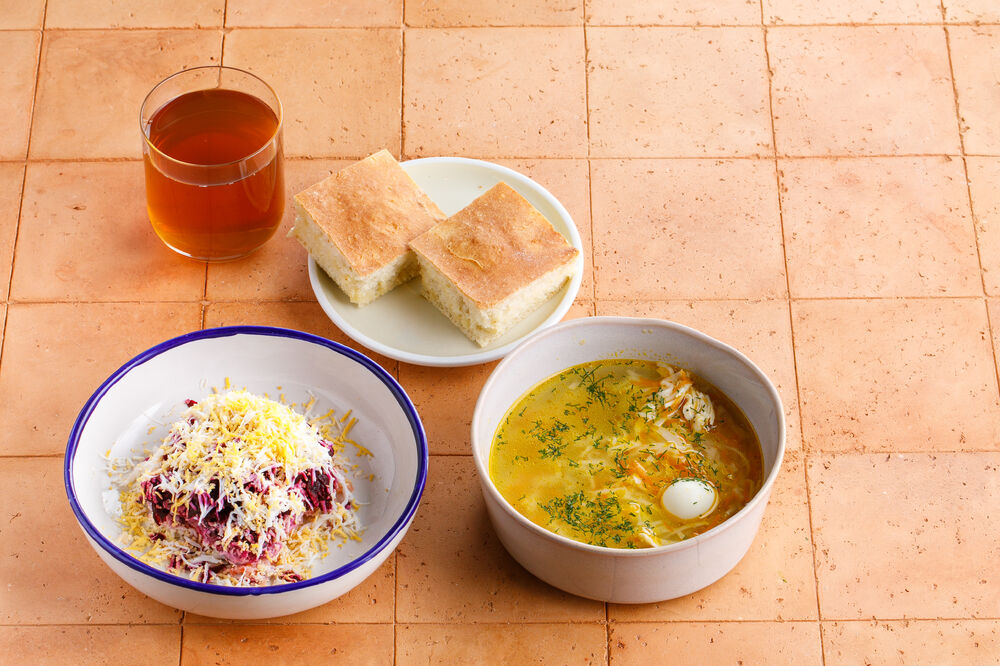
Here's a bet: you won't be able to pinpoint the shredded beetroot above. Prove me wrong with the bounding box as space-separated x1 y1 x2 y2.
119 391 363 585
293 469 338 513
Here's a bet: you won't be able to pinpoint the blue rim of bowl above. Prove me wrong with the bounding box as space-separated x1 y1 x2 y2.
63 325 428 596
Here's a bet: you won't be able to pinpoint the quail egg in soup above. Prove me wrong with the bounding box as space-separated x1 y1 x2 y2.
489 360 763 548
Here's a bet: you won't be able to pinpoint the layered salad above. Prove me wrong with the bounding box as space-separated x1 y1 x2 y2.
110 389 362 586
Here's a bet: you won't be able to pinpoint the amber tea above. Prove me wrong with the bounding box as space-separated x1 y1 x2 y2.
141 67 284 261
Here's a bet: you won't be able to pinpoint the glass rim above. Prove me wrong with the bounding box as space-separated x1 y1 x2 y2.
139 65 283 170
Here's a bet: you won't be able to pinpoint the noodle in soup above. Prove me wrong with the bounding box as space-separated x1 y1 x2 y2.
489 360 763 549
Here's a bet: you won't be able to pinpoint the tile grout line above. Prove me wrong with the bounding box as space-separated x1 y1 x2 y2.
5 616 1000 627
6 2 47 291
399 16 406 163
199 24 230 312
392 550 399 666
2 1 48 368
0 165 27 369
396 6 404 659
15 153 1000 166
5 298 248 305
605 608 611 666
582 4 609 661
938 8 1000 407
12 153 1000 165
759 8 826 662
12 21 1000 30
6 295 1000 307
582 12 597 312
8 616 1000 629
7 294 1000 306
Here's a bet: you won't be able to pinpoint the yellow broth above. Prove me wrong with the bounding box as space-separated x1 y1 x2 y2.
489 360 763 548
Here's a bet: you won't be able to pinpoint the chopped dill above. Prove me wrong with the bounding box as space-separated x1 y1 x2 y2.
571 364 612 408
538 440 568 460
489 359 762 550
539 491 632 547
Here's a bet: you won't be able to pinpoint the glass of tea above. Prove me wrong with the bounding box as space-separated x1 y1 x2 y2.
140 66 284 262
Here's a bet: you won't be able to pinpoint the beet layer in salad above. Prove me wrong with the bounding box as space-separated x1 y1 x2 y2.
110 389 363 586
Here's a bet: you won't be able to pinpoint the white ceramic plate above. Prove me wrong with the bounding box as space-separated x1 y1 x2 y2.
307 157 584 367
65 326 427 619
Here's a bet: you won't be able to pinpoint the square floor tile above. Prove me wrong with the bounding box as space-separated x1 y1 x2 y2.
227 0 400 27
0 163 24 300
944 0 1000 22
396 455 605 622
764 0 942 24
610 456 817 621
586 0 761 25
0 304 5 363
31 30 222 159
590 159 785 300
224 29 401 158
206 158 351 301
0 31 40 160
768 26 960 156
45 0 224 28
12 161 206 302
487 158 594 298
398 362 495 455
809 453 1000 619
0 0 45 28
596 299 802 452
609 622 822 663
397 623 606 662
202 301 399 374
185 559 394 624
0 458 182 624
588 27 771 157
403 28 587 158
407 0 581 26
0 302 203 455
950 27 1000 155
780 157 981 298
793 299 1000 452
181 624 393 663
0 625 181 664
969 158 1000 294
823 620 1000 665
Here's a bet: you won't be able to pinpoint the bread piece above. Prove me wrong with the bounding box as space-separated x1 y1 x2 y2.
291 149 446 306
409 182 579 346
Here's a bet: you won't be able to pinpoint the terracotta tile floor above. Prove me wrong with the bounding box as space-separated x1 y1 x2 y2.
2 1 999 663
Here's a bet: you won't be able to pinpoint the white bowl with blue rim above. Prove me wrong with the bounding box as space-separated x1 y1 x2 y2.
64 326 427 619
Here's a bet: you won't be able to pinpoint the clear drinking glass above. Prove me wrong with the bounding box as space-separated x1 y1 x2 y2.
140 66 284 262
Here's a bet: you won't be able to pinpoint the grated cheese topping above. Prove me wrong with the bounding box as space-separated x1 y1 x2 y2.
110 389 363 586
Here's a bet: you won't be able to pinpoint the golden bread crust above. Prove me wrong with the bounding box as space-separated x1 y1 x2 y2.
292 149 446 276
409 182 579 308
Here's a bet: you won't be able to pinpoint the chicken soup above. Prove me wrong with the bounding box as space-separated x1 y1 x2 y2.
489 360 763 549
